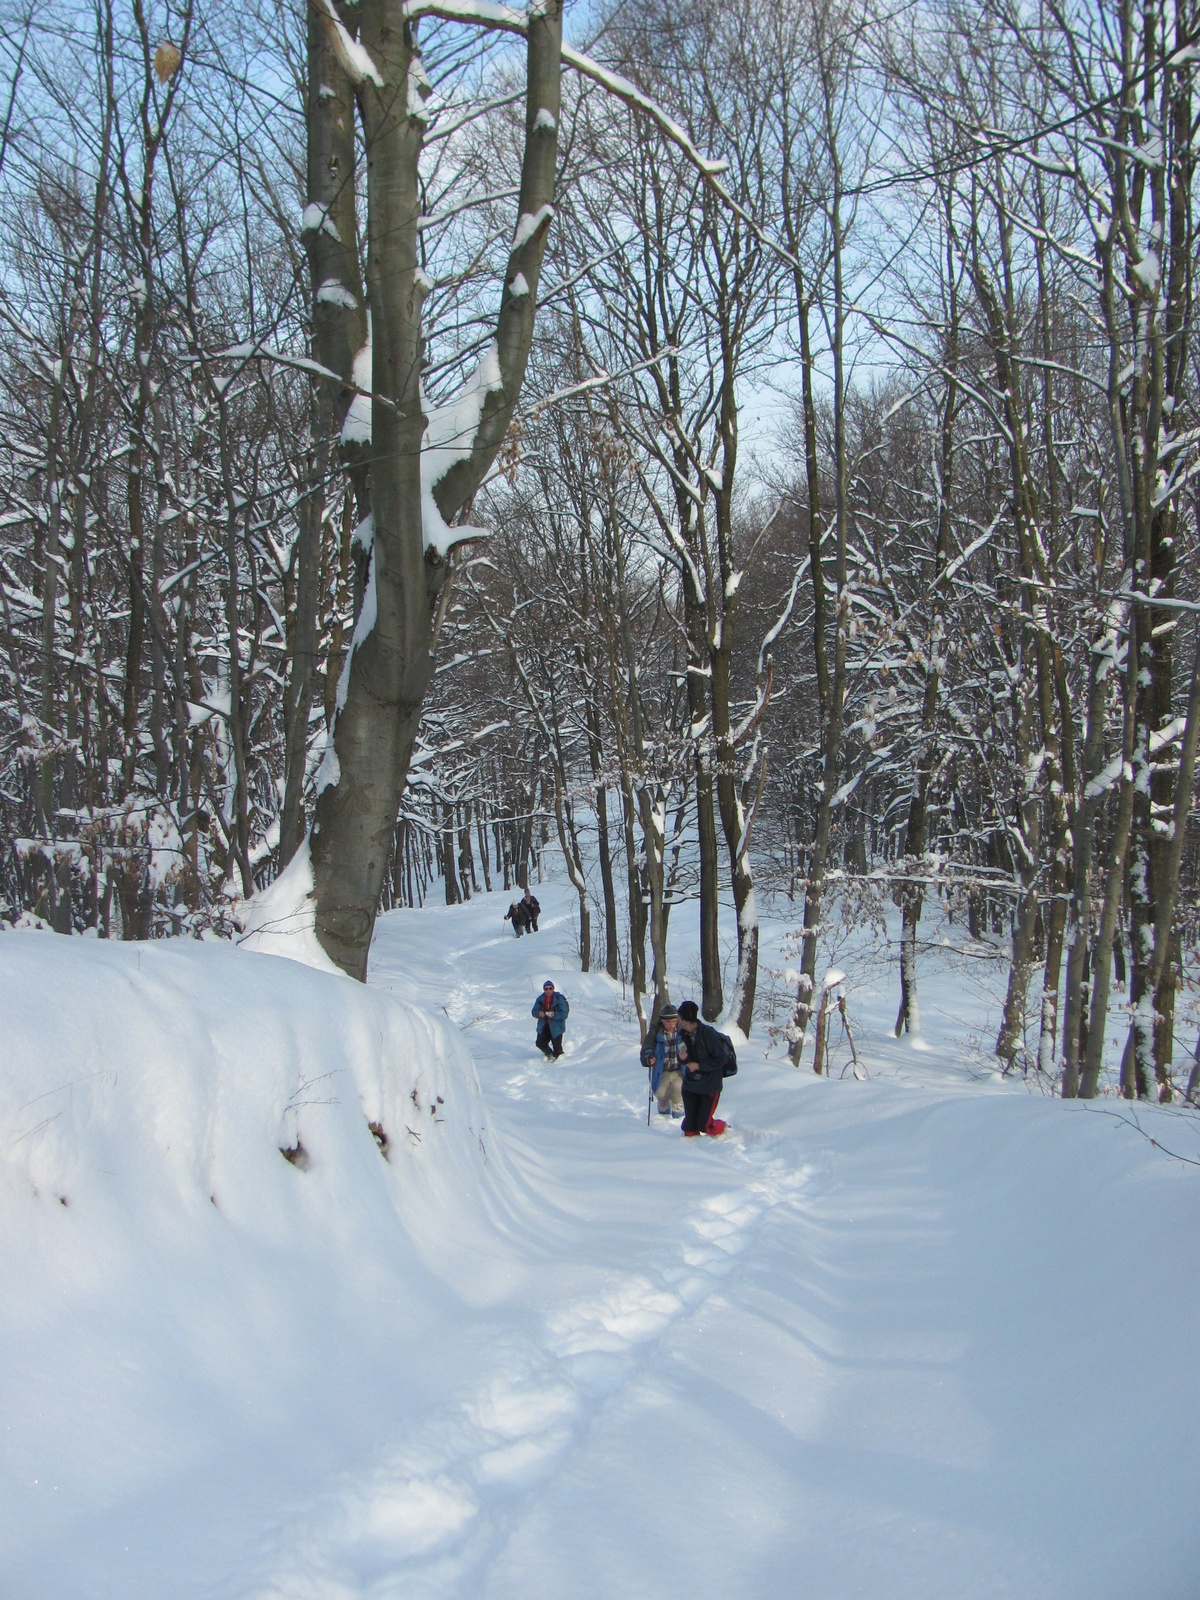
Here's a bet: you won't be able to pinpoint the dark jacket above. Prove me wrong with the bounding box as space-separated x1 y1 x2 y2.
523 894 541 919
505 901 529 929
678 1021 732 1095
532 989 569 1038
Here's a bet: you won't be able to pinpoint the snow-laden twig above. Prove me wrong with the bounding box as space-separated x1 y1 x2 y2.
529 347 678 415
403 0 731 185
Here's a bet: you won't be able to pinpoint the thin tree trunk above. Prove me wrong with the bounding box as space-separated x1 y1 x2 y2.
553 778 591 971
683 573 723 1019
1128 617 1200 1099
1061 597 1123 1096
1080 631 1137 1099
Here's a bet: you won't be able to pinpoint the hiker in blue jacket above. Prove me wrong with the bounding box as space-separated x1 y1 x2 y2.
533 980 568 1058
641 1003 684 1119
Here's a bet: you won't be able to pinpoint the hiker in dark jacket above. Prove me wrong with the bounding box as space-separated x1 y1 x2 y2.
521 887 541 932
504 900 529 937
676 1000 731 1136
532 980 568 1057
641 1003 684 1119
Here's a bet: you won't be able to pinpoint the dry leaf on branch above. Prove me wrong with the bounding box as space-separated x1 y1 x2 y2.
153 41 182 83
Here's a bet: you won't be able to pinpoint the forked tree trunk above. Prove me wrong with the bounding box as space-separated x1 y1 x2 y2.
308 0 561 978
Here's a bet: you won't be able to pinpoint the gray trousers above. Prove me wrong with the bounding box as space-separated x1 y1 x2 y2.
654 1067 684 1115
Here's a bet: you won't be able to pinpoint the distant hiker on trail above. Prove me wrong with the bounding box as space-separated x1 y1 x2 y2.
676 1000 736 1137
504 900 529 937
641 1004 685 1120
521 887 541 932
533 980 568 1058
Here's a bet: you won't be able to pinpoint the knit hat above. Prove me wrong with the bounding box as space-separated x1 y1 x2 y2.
543 980 555 990
659 1004 679 1021
677 1000 700 1021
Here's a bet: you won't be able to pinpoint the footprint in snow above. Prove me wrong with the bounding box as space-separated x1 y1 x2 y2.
247 1165 812 1597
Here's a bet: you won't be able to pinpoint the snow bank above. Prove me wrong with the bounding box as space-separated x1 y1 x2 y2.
0 929 497 1596
237 837 343 973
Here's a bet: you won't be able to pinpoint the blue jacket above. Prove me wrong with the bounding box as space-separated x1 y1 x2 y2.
641 1029 683 1093
532 990 569 1038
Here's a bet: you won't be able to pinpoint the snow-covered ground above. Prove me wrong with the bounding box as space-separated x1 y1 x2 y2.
2 885 1198 1599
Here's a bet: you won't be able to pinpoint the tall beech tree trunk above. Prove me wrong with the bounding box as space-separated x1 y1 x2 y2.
683 571 723 1020
1061 596 1124 1097
794 99 850 1064
308 0 561 978
1079 634 1137 1100
1128 617 1200 1099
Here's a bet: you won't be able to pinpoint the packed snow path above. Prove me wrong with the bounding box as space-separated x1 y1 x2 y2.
268 889 1199 1600
2 885 1198 1599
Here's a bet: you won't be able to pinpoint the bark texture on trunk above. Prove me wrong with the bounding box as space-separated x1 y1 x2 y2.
308 0 562 978
282 9 366 867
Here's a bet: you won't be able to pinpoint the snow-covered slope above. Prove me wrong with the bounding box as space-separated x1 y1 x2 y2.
0 931 498 1599
2 890 1198 1599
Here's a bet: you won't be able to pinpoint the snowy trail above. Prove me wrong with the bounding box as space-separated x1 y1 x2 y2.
4 889 1199 1599
247 1155 812 1600
247 895 818 1599
238 887 1199 1600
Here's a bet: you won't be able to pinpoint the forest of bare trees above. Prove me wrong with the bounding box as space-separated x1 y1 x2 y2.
1 0 1198 1099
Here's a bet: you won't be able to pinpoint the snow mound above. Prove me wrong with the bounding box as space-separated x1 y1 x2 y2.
0 930 498 1592
0 931 489 1225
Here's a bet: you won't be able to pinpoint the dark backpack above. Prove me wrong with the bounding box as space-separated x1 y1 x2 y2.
705 1024 737 1077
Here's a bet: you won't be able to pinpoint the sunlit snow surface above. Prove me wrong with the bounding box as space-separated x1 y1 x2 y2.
1 888 1198 1599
